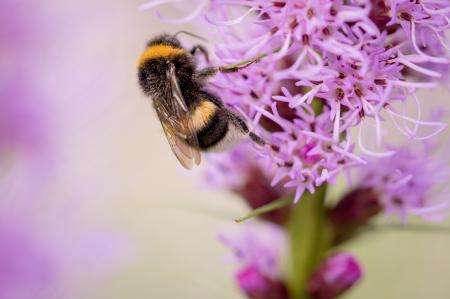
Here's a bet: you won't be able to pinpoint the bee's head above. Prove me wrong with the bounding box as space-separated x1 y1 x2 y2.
147 34 183 50
138 33 199 97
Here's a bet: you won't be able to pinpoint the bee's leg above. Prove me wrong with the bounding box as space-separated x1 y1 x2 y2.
195 67 218 84
190 44 210 62
248 131 266 146
218 57 261 73
196 58 260 84
198 57 260 81
223 108 266 146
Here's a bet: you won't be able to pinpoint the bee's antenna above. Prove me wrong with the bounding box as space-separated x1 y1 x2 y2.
173 30 208 43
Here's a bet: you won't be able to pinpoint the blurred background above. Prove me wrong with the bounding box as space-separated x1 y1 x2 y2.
1 0 449 298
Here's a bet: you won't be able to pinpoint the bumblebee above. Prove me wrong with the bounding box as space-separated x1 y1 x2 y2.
137 33 264 169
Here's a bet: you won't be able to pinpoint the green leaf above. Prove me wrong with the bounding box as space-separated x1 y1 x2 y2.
287 184 331 299
235 196 292 223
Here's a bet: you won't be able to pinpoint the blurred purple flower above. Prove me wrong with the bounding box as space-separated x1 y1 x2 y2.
0 75 56 201
0 219 56 299
1 0 43 149
0 4 130 298
0 0 38 55
0 0 56 200
357 144 450 222
0 209 128 299
219 222 287 298
0 78 46 152
307 252 362 299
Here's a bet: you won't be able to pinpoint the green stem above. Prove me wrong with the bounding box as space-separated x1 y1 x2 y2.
287 184 331 299
235 196 292 223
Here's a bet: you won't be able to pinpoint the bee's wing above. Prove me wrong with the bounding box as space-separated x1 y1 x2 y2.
152 64 201 169
168 63 188 112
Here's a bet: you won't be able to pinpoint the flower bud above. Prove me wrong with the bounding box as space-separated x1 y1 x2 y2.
329 188 382 243
369 0 395 33
234 166 290 225
307 253 363 299
236 264 288 299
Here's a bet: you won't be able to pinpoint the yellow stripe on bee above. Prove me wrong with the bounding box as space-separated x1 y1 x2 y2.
137 44 184 68
191 100 216 130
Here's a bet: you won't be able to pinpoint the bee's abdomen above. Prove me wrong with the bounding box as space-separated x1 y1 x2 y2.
191 101 217 130
196 110 229 150
189 100 228 150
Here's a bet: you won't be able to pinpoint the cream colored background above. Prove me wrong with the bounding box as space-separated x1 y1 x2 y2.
39 1 450 298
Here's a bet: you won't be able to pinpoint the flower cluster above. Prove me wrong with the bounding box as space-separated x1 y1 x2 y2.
145 0 448 200
143 1 449 298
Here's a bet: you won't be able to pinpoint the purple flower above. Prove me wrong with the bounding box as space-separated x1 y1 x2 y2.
307 252 363 299
219 222 287 297
206 99 365 203
145 0 448 200
380 0 450 82
386 0 450 64
356 144 450 222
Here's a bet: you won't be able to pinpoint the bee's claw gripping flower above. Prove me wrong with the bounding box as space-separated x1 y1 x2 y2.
307 253 363 299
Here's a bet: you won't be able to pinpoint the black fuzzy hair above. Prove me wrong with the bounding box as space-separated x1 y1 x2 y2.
147 34 183 49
